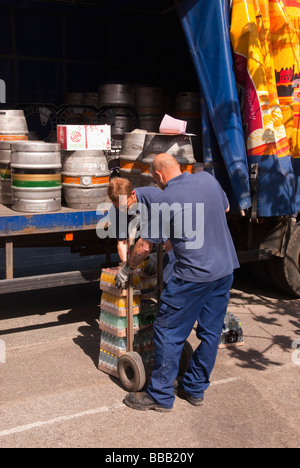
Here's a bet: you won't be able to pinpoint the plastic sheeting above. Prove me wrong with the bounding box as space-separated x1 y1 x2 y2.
178 0 299 216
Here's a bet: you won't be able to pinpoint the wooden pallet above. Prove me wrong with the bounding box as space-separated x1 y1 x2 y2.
218 341 244 349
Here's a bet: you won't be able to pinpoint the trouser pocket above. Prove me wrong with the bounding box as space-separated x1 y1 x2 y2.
155 297 186 328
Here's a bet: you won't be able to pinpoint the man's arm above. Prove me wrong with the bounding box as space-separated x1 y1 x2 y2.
114 238 154 289
117 239 128 263
128 238 153 269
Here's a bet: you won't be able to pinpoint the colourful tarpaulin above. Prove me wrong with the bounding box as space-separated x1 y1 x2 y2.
231 0 299 215
178 0 300 216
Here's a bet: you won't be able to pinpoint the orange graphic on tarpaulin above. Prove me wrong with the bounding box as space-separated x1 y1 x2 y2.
231 0 300 213
231 0 300 159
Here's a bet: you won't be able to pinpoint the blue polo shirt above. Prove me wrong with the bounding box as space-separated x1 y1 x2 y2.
142 171 239 283
109 186 161 240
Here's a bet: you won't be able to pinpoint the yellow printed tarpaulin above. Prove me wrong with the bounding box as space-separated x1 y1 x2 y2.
231 0 300 214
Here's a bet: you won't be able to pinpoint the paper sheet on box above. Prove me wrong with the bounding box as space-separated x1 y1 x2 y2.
159 115 187 134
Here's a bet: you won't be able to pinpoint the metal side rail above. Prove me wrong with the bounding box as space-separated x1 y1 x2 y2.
237 248 273 264
0 269 101 294
0 205 105 237
0 205 115 294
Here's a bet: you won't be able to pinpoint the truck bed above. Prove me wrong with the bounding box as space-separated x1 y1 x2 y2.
0 204 104 238
0 204 116 294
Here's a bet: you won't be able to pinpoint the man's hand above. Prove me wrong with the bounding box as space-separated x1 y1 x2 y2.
114 263 133 290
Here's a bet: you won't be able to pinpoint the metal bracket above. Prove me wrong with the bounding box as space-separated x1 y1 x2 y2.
250 163 259 223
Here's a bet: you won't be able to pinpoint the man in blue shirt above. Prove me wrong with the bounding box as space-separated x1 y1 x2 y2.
115 153 239 412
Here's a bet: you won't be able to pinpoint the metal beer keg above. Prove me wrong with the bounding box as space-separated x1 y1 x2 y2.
11 141 62 213
0 110 29 141
0 141 12 204
98 83 134 107
119 131 148 187
173 92 202 161
62 149 110 209
134 86 164 133
140 133 196 183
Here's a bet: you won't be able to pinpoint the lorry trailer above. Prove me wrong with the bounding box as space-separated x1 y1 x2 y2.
0 0 299 297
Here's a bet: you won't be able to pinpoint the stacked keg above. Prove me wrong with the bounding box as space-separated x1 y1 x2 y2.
119 130 148 187
0 141 111 212
134 86 164 133
119 132 196 188
173 92 203 161
64 92 85 106
82 92 98 107
58 104 98 127
98 83 138 160
11 141 62 213
20 104 58 142
64 91 99 108
0 141 13 205
62 149 110 209
140 133 196 185
0 110 29 141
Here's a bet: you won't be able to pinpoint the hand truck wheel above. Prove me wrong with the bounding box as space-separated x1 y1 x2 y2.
118 351 147 392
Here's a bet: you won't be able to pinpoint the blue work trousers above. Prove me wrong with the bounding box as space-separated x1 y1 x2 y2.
147 273 234 409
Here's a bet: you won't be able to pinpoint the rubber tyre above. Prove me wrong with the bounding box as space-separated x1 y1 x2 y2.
117 351 147 392
267 222 300 298
178 341 194 376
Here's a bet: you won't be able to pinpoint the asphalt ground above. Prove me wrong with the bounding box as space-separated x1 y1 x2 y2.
0 267 299 449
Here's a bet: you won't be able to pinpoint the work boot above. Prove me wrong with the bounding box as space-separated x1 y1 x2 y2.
123 392 172 413
173 380 204 407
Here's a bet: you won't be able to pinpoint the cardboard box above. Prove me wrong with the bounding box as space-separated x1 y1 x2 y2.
57 125 111 151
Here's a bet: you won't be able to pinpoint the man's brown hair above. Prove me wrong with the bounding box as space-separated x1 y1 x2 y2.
108 177 134 203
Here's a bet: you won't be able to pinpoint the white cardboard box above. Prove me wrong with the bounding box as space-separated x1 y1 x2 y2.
57 125 111 151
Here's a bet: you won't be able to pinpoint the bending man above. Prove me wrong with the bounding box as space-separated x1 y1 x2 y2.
115 153 239 412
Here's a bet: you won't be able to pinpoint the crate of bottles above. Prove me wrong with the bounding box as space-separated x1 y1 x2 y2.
101 291 141 317
98 350 119 377
100 267 138 296
219 312 244 348
99 299 157 337
100 267 157 296
99 328 155 361
98 299 157 376
99 329 155 360
99 264 157 377
99 329 156 377
99 310 141 337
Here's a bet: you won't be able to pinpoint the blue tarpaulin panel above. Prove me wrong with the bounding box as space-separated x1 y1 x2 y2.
177 0 252 213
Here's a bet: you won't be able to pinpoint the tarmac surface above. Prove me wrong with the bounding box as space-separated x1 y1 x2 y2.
0 267 299 449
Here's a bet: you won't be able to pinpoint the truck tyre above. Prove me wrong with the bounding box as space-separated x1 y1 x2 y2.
249 261 274 287
117 351 146 392
267 222 300 298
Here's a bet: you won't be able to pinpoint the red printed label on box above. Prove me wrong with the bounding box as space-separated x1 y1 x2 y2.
57 125 111 151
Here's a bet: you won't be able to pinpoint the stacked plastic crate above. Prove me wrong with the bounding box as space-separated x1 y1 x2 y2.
98 267 157 377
